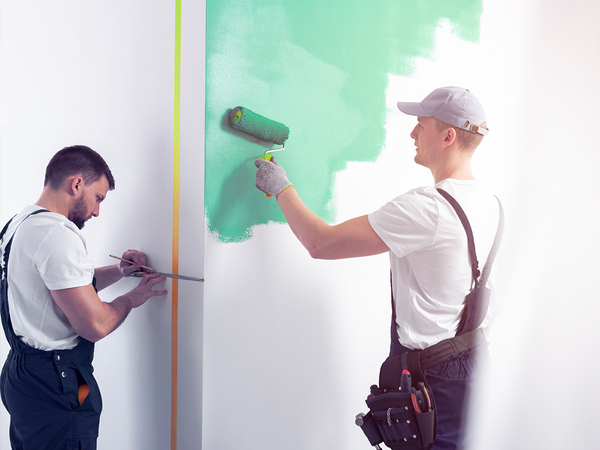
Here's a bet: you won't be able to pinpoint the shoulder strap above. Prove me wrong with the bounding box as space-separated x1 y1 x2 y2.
1 210 48 279
414 189 505 365
436 188 504 289
436 188 480 282
0 216 16 242
385 192 505 374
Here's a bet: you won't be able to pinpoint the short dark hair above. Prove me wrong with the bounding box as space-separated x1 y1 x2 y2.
44 145 115 191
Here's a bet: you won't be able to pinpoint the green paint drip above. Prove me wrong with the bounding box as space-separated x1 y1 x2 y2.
206 0 483 243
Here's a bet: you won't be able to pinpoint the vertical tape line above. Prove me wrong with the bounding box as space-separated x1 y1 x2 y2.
172 0 182 449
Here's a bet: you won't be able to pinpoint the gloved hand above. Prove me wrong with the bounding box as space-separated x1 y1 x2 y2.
254 156 294 197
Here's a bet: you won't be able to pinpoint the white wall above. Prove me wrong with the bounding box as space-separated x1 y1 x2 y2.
203 1 600 450
0 1 204 449
2 1 599 450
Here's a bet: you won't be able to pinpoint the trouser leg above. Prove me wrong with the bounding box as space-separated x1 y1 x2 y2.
1 359 101 450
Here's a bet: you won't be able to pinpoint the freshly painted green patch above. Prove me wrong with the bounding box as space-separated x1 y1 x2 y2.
206 0 483 243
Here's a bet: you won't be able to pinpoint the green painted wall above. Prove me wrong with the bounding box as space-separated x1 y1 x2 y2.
206 0 483 243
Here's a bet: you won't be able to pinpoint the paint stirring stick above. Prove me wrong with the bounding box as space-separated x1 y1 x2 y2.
109 254 157 273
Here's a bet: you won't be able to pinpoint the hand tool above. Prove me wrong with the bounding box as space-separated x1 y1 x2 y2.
109 254 157 272
228 106 289 160
400 369 411 392
129 271 204 283
418 381 432 412
228 106 290 197
110 255 204 282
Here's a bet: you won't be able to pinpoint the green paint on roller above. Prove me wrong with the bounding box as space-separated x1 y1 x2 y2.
228 107 290 145
206 0 484 243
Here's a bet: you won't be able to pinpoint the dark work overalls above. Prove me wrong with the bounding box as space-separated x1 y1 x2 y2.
0 210 102 450
389 325 487 450
387 189 495 450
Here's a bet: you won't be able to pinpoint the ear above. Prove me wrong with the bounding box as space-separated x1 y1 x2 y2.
69 176 84 196
442 127 457 148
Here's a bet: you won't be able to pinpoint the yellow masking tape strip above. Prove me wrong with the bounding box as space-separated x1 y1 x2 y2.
172 0 181 449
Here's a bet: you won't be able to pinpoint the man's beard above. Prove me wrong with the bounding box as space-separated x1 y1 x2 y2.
68 196 90 230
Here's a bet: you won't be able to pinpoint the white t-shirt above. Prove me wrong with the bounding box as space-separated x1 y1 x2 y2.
368 179 501 350
1 205 94 350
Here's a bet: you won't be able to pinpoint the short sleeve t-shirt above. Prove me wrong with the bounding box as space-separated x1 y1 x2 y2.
368 179 500 350
1 205 95 350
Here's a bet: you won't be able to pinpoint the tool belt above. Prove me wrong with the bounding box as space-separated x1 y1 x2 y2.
356 189 504 449
356 328 485 449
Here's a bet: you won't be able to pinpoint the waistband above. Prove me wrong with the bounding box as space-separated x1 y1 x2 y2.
7 339 95 366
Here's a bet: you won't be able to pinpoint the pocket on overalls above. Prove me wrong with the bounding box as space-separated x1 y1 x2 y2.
57 364 102 438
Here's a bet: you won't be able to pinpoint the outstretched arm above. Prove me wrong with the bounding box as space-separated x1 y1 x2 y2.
50 272 168 342
255 157 389 260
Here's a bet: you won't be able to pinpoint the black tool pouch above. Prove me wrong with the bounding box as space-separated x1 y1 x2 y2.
357 351 436 450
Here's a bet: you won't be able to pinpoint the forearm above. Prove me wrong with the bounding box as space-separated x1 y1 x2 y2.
52 273 167 343
93 264 124 291
77 298 132 342
51 285 133 342
276 187 390 259
256 158 389 259
276 187 332 258
95 295 134 339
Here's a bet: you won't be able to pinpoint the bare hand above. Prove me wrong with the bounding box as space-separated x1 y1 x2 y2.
118 249 149 277
128 272 168 308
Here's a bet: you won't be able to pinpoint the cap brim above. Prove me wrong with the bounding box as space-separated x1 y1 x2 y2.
397 101 430 117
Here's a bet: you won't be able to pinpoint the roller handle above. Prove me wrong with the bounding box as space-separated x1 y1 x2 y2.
259 153 274 197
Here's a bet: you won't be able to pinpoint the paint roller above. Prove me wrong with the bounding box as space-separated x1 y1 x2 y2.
228 106 290 161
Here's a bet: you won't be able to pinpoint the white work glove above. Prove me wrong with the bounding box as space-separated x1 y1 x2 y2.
254 156 294 197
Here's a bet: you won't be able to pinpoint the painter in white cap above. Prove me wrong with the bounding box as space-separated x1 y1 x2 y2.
395 86 489 176
254 84 502 449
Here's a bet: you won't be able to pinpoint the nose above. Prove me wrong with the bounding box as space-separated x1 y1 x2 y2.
410 124 419 140
92 204 100 218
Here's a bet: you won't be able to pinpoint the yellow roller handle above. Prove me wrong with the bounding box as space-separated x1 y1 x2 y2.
260 153 273 197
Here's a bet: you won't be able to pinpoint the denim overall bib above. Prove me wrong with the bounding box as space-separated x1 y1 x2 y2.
0 210 102 450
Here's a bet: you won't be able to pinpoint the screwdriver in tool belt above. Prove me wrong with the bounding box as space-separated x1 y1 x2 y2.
401 369 411 392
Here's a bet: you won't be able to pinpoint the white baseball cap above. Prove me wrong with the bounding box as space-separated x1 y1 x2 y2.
397 86 488 136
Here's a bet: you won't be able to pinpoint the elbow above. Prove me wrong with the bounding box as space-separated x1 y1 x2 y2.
304 240 332 260
297 226 337 260
307 247 326 260
74 323 109 343
78 330 103 343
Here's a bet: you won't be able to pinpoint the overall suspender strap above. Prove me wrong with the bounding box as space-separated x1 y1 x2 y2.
412 189 504 369
1 210 47 278
436 188 481 282
436 188 505 291
387 190 504 373
1 210 48 347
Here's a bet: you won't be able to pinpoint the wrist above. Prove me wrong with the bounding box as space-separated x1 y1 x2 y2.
275 184 295 200
116 264 127 278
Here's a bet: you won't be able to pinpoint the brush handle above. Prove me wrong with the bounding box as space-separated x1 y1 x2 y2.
109 255 156 272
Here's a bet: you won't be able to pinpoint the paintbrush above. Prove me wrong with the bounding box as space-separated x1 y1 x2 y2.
109 254 157 272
